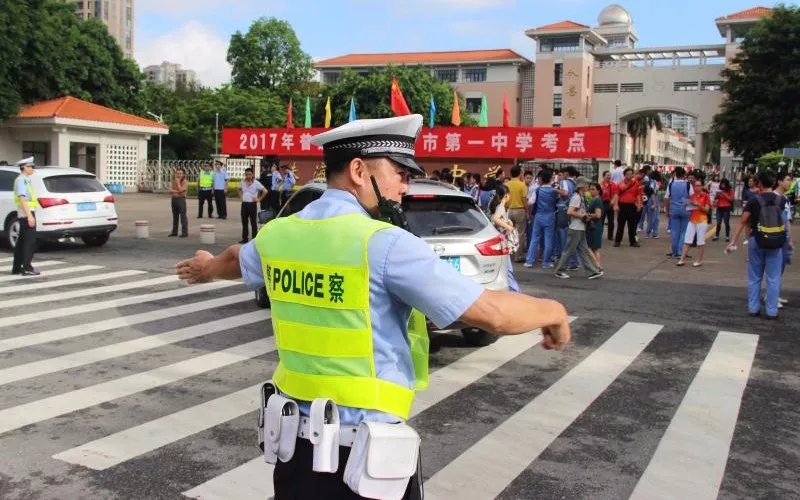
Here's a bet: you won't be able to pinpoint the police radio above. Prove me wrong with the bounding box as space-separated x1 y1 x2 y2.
370 175 409 231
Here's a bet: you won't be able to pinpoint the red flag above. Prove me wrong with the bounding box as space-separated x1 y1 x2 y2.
390 77 411 116
451 90 461 126
286 98 293 128
502 95 510 127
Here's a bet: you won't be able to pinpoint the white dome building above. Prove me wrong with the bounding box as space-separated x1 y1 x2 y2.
595 4 637 48
598 4 632 27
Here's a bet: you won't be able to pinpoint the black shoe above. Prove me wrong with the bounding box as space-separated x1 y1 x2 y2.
238 239 248 244
613 242 621 247
179 234 188 238
567 266 580 271
22 269 40 276
765 315 778 320
630 242 640 247
197 215 203 219
11 268 21 275
748 312 760 317
168 233 178 237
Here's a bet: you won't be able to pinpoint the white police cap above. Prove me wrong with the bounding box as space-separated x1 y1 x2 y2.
15 156 34 168
311 115 424 174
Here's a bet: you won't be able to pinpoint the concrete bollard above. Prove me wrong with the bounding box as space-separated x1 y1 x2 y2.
135 220 150 239
200 224 216 245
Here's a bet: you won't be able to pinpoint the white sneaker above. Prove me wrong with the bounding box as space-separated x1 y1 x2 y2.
778 297 788 305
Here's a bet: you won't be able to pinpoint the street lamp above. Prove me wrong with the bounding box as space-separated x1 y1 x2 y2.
147 111 163 190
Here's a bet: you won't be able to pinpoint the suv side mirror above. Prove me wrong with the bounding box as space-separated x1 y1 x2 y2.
258 208 276 225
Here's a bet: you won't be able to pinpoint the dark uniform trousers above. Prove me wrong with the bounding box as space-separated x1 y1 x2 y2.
281 190 293 210
213 189 227 218
171 197 188 236
603 200 614 240
240 201 258 241
615 203 638 245
12 214 37 273
198 188 214 217
274 437 423 500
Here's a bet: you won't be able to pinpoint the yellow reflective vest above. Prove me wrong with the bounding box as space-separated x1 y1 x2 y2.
255 212 429 419
14 176 40 210
199 171 213 188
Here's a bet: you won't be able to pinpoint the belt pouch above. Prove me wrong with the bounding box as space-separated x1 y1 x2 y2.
343 422 420 500
257 382 277 452
263 392 299 464
309 398 340 473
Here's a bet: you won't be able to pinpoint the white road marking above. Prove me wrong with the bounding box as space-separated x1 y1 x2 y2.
629 331 758 500
1 260 63 272
424 322 662 500
0 263 92 283
0 269 145 295
182 320 577 500
0 311 268 386
0 291 253 353
0 274 173 308
0 256 14 263
0 280 239 328
0 338 276 435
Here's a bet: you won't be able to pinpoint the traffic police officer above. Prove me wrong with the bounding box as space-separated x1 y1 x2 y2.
176 115 571 499
197 162 214 218
11 157 40 276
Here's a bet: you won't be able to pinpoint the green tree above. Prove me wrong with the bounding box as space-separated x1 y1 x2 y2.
227 17 314 93
317 66 477 128
713 5 800 163
626 113 662 163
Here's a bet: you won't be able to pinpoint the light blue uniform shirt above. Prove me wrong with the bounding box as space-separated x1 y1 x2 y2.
212 168 228 190
15 175 35 217
239 189 484 424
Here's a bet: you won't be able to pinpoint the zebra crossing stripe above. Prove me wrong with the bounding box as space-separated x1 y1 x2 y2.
0 256 14 263
0 291 253 353
0 274 174 308
630 331 758 500
424 322 663 500
0 269 145 295
0 338 276 435
0 263 93 283
0 280 240 328
182 321 576 500
0 311 268 386
54 384 263 469
1 260 63 272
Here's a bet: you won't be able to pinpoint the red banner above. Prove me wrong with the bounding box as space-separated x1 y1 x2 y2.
222 125 610 159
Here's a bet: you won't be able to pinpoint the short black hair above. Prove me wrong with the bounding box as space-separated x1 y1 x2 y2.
510 165 522 178
674 167 686 178
523 170 534 177
623 167 634 175
757 169 776 189
244 167 254 174
539 169 554 184
614 160 622 167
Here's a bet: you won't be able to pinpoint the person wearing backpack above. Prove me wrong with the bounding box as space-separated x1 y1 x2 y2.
555 167 579 268
524 169 559 268
726 170 786 319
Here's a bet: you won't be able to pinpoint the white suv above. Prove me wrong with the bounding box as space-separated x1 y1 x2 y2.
0 166 118 248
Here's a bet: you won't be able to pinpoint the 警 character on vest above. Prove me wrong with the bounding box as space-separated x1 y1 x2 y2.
176 115 571 499
11 157 40 276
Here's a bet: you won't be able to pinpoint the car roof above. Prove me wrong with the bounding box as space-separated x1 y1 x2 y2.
0 165 97 177
302 178 471 198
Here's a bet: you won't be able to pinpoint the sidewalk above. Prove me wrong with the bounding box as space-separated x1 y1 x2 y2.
102 193 798 291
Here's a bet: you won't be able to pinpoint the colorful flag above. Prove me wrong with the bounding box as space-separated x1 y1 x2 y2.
324 96 331 128
451 90 461 126
286 98 293 129
479 95 488 127
348 97 357 123
429 95 436 129
390 77 411 116
502 94 510 127
304 96 311 128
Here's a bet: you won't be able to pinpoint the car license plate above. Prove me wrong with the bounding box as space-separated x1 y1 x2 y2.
441 256 461 272
77 202 96 211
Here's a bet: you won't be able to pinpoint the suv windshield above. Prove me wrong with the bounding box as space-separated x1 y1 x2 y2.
43 175 105 193
403 196 487 237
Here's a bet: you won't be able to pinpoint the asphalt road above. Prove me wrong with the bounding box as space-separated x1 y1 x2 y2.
0 193 797 499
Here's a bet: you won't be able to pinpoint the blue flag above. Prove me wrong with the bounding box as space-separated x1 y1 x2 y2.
348 98 357 122
429 95 436 129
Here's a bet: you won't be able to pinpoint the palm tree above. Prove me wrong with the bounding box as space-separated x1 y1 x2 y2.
626 113 663 164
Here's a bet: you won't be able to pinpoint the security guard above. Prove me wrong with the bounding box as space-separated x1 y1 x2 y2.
176 115 571 499
11 157 40 276
197 162 214 218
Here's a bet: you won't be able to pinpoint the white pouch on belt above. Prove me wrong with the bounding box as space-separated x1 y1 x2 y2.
309 398 340 473
263 390 299 464
343 422 420 500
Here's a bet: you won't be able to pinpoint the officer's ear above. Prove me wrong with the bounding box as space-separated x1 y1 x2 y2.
348 158 370 188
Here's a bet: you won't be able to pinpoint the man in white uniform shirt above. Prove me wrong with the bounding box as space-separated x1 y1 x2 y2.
237 167 267 244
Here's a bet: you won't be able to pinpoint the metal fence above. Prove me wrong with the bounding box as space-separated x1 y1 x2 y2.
138 159 257 192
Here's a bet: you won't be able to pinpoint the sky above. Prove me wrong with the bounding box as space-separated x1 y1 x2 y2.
134 0 787 87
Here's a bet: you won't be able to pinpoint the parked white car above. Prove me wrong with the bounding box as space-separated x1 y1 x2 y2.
0 165 118 248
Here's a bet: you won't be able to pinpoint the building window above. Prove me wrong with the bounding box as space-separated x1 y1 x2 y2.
606 35 629 48
22 141 49 166
620 82 644 92
323 72 339 84
553 94 562 117
701 81 723 91
585 96 589 118
465 97 483 114
674 81 699 91
434 68 457 83
593 83 618 93
540 36 581 53
554 63 563 86
463 67 487 83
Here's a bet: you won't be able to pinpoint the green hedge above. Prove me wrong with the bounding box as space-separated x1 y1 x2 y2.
187 181 240 198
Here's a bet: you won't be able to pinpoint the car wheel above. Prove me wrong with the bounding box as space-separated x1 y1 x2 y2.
255 286 270 309
82 234 110 247
4 216 19 250
461 328 498 347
